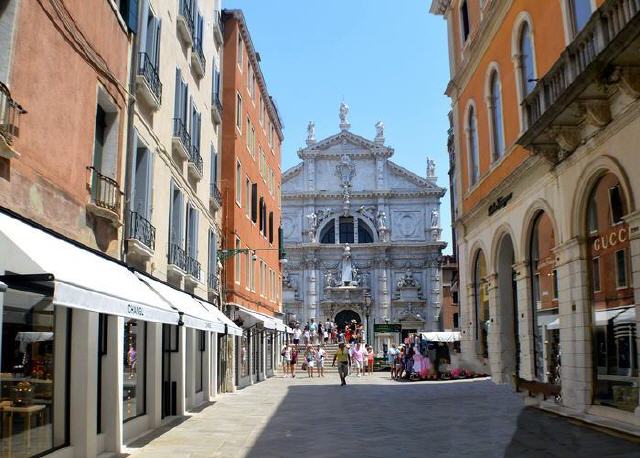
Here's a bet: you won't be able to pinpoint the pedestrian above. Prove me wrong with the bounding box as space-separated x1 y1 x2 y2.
303 326 310 345
366 345 375 375
351 342 364 377
331 326 337 344
395 346 405 380
304 345 315 378
281 344 291 377
332 342 351 386
292 326 302 346
387 343 399 379
309 318 318 344
290 345 299 378
315 344 326 377
317 322 323 345
345 325 352 344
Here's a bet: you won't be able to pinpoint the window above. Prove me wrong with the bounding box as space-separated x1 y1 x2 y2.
173 68 188 132
237 32 243 68
519 22 536 96
616 250 628 288
259 98 265 126
251 255 257 291
169 182 184 246
1 287 70 456
357 220 374 243
268 211 274 244
473 251 489 358
570 0 593 34
488 71 504 161
259 197 265 234
186 205 199 260
208 229 217 284
247 64 255 99
468 105 479 186
609 185 625 224
236 161 242 205
320 222 335 244
210 145 218 186
245 178 251 216
195 330 205 393
245 247 251 287
453 313 459 329
552 269 559 300
212 60 221 103
124 319 146 421
92 91 119 182
339 217 354 244
591 257 601 292
588 196 598 234
236 93 243 132
132 138 153 221
235 237 241 282
460 0 471 42
251 183 258 223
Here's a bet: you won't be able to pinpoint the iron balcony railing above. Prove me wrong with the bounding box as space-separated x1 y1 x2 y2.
0 82 26 145
128 210 156 251
173 117 191 151
186 254 201 279
208 272 219 290
189 143 203 175
87 166 122 215
168 242 187 271
522 0 640 129
192 37 206 70
210 182 222 207
213 91 223 115
138 52 162 103
178 0 195 38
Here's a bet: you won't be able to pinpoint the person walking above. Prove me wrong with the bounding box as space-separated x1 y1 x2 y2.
304 345 315 378
366 345 375 375
309 318 318 344
387 343 399 379
282 344 291 377
351 343 364 377
290 345 299 378
332 342 351 386
315 344 326 377
292 327 302 346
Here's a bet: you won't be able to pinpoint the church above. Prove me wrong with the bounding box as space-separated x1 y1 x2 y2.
281 104 447 350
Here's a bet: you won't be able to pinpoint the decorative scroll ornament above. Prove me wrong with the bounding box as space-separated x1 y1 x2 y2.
397 268 421 289
335 154 356 187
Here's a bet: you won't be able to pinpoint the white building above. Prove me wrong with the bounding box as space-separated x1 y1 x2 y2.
281 105 447 350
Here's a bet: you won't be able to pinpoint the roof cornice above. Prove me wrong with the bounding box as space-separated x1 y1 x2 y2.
298 129 393 159
282 189 446 200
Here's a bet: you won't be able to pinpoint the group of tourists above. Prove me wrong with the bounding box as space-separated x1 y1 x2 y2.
385 338 452 381
289 318 367 346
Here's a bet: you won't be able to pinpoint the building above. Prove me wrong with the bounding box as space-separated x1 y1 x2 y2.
431 0 640 427
440 255 459 331
0 2 244 457
281 104 447 351
220 10 286 389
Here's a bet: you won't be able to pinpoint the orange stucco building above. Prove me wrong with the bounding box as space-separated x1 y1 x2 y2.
221 10 284 320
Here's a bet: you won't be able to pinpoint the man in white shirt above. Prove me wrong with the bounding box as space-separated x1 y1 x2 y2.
292 327 302 346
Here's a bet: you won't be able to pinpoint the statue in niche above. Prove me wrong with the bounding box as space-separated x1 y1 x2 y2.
340 245 357 286
306 212 318 242
431 208 440 228
427 157 436 177
376 210 388 230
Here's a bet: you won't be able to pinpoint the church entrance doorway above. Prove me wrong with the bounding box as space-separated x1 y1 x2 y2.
335 310 361 331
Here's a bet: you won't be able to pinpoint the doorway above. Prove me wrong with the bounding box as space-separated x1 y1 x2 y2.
334 309 361 331
162 324 178 418
497 234 520 380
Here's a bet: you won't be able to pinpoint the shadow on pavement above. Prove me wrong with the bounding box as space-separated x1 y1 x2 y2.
126 415 191 449
246 380 639 458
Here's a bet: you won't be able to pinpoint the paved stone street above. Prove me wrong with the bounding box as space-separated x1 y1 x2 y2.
125 373 639 458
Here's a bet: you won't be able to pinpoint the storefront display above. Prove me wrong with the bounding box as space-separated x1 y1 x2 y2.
123 319 146 421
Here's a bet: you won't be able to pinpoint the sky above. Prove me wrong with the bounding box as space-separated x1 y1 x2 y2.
225 0 453 253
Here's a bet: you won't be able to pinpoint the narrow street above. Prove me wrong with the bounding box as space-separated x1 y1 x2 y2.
125 374 639 458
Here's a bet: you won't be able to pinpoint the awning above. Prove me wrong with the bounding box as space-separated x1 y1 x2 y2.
137 274 225 333
0 212 178 324
421 331 461 342
536 314 559 328
234 304 277 330
194 299 243 336
613 306 636 324
546 307 634 330
272 318 291 333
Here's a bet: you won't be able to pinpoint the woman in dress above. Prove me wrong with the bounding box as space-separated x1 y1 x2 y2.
290 345 299 378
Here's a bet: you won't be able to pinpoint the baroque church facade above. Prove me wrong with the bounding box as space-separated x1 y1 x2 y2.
281 104 447 350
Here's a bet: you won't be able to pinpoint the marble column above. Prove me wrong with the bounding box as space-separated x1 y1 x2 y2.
624 210 640 417
377 258 391 321
554 238 592 414
305 258 318 321
514 260 535 381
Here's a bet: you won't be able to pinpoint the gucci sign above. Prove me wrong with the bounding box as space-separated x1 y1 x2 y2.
593 226 628 252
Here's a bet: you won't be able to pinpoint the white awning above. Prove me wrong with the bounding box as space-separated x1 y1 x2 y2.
137 274 225 333
0 212 178 324
194 299 243 336
613 306 635 324
546 308 634 330
547 318 560 330
234 304 277 330
421 331 461 342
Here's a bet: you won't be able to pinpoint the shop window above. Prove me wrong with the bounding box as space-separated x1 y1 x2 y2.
588 197 598 234
240 333 249 377
97 313 108 433
339 217 354 244
615 250 627 288
195 330 205 393
609 185 625 224
124 319 146 422
320 223 335 244
473 251 489 358
591 257 601 292
0 287 70 455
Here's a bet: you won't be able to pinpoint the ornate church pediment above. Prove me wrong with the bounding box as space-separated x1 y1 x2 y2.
298 130 393 158
387 161 446 194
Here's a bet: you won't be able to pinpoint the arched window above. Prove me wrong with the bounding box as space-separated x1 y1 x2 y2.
320 222 335 244
519 22 535 96
473 251 489 358
571 0 592 34
488 71 505 161
357 219 374 243
468 105 479 186
585 173 636 412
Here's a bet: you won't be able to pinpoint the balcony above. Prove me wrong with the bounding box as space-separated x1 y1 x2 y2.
0 82 26 159
136 52 162 110
518 0 640 163
176 1 194 47
185 254 201 285
212 10 223 46
126 211 156 258
86 167 122 225
209 182 222 212
168 242 187 278
208 272 219 294
211 92 223 125
191 38 206 78
187 144 203 180
172 118 191 161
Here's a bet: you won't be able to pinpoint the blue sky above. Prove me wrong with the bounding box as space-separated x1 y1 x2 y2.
225 0 453 253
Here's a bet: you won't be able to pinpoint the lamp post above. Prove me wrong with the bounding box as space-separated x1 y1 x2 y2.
364 293 372 345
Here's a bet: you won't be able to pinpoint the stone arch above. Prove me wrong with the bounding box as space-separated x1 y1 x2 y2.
570 155 636 239
520 199 560 260
467 239 490 280
318 214 380 244
490 223 519 273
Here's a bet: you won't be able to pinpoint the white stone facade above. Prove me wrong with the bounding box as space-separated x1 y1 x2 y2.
282 112 447 350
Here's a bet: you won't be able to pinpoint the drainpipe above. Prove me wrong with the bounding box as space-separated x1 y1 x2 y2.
121 21 140 261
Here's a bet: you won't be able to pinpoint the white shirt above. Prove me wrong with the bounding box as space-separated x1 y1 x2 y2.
293 329 302 339
316 348 325 361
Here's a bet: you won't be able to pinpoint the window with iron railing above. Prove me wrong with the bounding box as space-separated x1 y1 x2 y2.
0 82 26 145
138 52 162 103
87 166 122 214
128 210 156 251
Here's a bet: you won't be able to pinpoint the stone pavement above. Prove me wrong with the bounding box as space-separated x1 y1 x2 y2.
125 373 639 458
